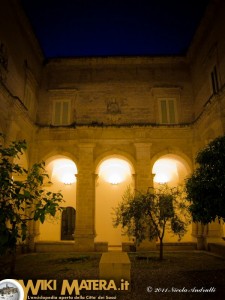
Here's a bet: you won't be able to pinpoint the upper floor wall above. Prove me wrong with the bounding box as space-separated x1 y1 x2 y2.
37 0 225 129
188 0 225 120
37 56 194 127
1 0 225 141
0 0 43 122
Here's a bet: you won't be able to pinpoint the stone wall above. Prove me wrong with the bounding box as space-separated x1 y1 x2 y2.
0 0 43 142
1 0 225 250
37 57 194 126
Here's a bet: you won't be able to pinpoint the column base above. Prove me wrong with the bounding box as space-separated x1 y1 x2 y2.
196 236 207 250
74 235 95 252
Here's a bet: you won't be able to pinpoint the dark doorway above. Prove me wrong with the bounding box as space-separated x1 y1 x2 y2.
61 207 76 240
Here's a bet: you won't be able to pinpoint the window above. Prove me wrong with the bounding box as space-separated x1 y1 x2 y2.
210 66 219 94
52 100 71 125
158 98 177 124
61 207 76 240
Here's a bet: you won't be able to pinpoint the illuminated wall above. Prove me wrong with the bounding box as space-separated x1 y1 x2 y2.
153 154 190 187
38 156 77 241
95 157 134 246
1 0 225 251
152 154 192 242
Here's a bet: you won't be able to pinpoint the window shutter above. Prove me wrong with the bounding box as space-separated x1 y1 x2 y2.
62 101 69 124
161 100 168 123
159 98 177 124
54 101 61 125
168 99 175 123
53 100 71 125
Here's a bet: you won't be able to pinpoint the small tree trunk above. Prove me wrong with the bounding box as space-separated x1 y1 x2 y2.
159 238 163 260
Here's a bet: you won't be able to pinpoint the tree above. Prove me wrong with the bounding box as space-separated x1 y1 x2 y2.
113 184 190 260
186 135 225 224
0 135 64 274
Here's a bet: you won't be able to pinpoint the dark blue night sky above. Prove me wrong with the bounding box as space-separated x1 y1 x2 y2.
20 0 210 58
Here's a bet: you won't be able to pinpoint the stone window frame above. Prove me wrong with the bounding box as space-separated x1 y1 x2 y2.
158 97 178 124
52 99 72 126
151 86 180 125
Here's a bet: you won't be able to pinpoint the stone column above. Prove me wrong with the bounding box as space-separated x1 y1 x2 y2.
205 220 223 247
193 220 223 250
134 143 153 192
193 222 208 250
134 143 156 250
74 143 96 251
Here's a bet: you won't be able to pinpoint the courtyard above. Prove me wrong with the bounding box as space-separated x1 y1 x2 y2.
0 251 225 299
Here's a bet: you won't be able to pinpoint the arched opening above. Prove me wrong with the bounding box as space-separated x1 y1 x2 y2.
152 154 190 186
152 154 192 242
95 156 134 248
38 156 77 242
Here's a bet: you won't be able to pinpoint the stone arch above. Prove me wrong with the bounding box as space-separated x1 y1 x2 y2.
151 149 192 175
41 150 79 171
151 151 193 243
94 152 135 248
95 150 136 175
151 153 192 187
44 154 78 180
37 154 78 242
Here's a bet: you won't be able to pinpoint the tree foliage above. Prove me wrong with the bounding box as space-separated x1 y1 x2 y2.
0 135 64 259
185 135 225 224
113 184 190 259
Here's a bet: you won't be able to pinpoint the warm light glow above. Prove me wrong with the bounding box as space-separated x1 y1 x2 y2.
107 173 123 185
153 158 178 184
154 173 170 184
61 173 75 185
52 159 77 184
99 158 131 185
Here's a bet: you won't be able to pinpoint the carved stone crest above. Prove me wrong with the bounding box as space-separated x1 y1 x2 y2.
106 99 121 114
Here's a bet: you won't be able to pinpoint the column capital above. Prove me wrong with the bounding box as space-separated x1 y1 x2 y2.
134 142 152 149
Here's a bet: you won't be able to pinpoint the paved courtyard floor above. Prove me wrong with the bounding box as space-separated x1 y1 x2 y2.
0 251 225 299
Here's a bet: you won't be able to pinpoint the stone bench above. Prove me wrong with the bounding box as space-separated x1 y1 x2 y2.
99 252 131 285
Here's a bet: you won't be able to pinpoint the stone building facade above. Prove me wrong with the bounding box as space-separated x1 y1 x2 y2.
0 0 225 251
